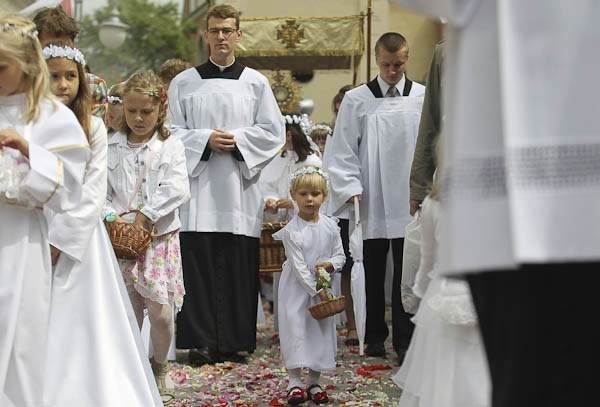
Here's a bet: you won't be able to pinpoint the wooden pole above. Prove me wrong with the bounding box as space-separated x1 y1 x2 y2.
366 0 373 82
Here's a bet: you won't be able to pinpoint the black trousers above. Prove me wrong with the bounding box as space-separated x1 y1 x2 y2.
176 232 259 353
468 264 600 407
338 219 354 275
363 238 414 353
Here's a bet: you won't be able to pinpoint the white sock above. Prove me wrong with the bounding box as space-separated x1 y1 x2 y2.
287 368 303 390
308 369 321 387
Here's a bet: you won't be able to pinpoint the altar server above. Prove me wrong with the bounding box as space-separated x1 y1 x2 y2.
168 3 284 363
324 32 424 363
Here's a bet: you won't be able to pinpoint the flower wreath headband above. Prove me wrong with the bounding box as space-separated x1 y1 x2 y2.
0 23 38 39
107 96 123 105
309 123 333 137
284 113 313 137
42 44 86 67
289 165 330 191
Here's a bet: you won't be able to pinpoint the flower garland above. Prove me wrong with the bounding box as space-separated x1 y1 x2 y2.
0 23 38 39
283 113 313 136
42 44 86 66
309 123 333 137
288 165 329 190
107 95 123 105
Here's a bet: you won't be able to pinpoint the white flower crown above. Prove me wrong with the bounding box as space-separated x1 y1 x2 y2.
42 44 86 66
0 23 38 39
283 113 313 137
107 95 123 104
289 165 329 191
309 123 333 137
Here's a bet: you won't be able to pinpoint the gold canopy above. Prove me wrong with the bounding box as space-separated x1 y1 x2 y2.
236 15 365 71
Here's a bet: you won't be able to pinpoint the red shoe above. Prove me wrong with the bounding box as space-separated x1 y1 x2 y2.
286 386 308 405
307 384 329 404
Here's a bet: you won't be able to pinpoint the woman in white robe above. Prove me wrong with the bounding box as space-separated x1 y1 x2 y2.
0 16 89 407
41 41 162 406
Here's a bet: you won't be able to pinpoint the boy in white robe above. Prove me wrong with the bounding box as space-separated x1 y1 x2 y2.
168 4 285 363
324 32 424 363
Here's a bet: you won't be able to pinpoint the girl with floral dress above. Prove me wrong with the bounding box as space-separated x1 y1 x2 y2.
103 70 190 393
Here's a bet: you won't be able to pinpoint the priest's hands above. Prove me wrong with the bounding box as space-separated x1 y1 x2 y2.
50 245 61 266
0 128 29 158
208 129 236 152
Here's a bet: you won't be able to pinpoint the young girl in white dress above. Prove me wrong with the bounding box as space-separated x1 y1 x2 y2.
42 41 162 406
392 186 490 407
105 82 125 136
273 166 346 405
104 69 190 392
0 16 89 407
262 113 322 222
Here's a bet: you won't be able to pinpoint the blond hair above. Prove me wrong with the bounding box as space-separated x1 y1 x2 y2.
120 70 169 140
0 14 51 123
290 171 328 197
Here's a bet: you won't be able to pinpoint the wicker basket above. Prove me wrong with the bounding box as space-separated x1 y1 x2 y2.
309 295 346 320
260 222 287 273
106 221 152 260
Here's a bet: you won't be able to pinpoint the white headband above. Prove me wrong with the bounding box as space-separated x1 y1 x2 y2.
289 165 329 191
284 113 313 137
309 123 333 137
0 23 38 39
42 44 86 66
107 96 123 104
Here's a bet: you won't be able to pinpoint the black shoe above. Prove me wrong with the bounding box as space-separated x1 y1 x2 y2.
210 350 248 364
396 349 407 366
188 347 214 365
365 342 386 357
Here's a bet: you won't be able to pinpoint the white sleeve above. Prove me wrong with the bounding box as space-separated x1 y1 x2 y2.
140 139 191 223
46 118 107 261
327 227 346 273
323 95 363 215
390 0 482 26
413 199 436 297
281 230 318 296
167 81 213 177
229 77 285 172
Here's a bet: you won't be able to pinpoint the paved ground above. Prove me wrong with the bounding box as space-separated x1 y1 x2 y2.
168 306 402 406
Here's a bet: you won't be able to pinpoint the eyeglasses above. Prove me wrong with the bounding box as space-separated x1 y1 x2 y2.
207 27 238 37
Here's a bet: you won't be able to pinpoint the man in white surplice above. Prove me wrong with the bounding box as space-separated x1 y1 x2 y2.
394 1 600 406
324 33 424 363
168 4 284 364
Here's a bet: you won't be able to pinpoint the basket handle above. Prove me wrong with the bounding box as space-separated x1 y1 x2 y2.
117 210 155 235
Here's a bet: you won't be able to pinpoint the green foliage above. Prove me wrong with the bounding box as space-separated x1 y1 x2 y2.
78 0 195 85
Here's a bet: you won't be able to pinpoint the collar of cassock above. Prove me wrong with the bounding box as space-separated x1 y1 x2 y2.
196 58 245 80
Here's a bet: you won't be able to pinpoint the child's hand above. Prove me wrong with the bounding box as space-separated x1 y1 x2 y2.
315 261 334 273
50 245 61 266
276 198 294 209
133 211 152 231
0 128 29 158
265 198 278 213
